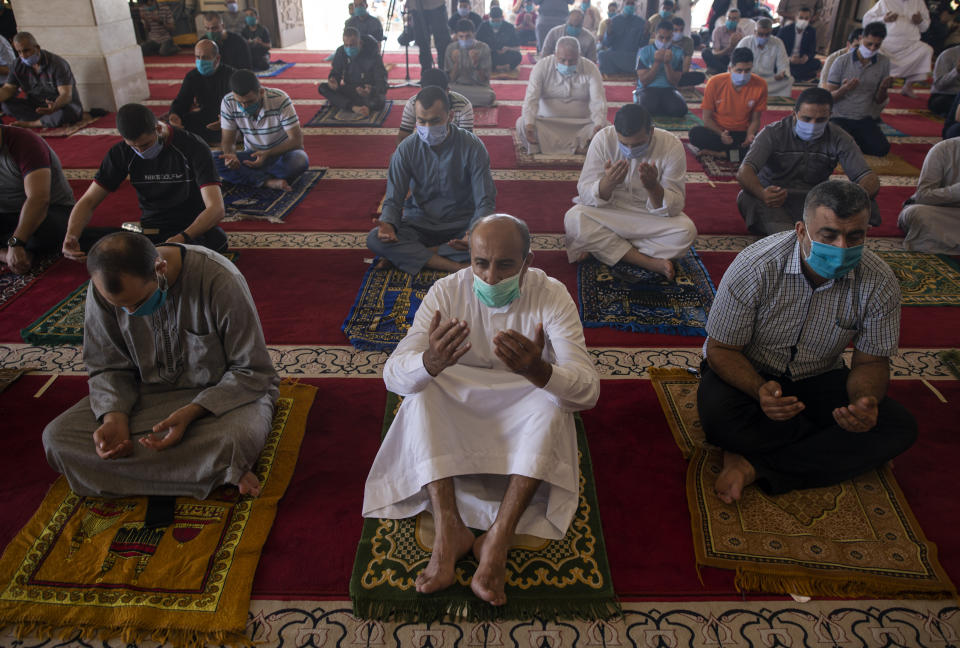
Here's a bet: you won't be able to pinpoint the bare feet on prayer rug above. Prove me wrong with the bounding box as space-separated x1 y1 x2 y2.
470 531 508 606
576 252 590 262
415 522 474 594
264 178 293 192
714 451 756 504
656 258 676 281
238 471 262 497
374 258 394 270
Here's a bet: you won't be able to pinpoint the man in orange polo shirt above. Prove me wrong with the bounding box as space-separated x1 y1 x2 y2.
688 47 767 160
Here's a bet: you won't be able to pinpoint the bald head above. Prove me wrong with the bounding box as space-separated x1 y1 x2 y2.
194 38 220 59
470 214 531 259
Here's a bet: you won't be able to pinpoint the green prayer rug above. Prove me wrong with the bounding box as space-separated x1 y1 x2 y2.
765 95 796 106
652 113 703 131
349 393 619 623
876 251 960 306
21 252 239 345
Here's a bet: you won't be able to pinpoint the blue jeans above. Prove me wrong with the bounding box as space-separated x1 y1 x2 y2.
215 149 310 187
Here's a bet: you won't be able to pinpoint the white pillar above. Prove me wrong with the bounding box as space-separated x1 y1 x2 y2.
10 0 149 112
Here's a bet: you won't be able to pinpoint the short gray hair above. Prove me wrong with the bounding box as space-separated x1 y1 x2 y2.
556 36 581 55
802 180 871 225
469 214 531 257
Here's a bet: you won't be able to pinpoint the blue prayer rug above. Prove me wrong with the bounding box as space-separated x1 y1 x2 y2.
342 262 449 351
256 60 296 78
879 121 908 137
577 248 716 336
222 169 325 223
307 101 393 127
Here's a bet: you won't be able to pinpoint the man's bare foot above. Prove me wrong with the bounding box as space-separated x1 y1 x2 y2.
621 249 676 280
264 178 293 192
352 105 371 117
238 471 261 497
415 520 475 594
11 119 42 128
656 258 676 281
471 531 509 606
576 252 590 262
714 451 756 504
374 258 393 270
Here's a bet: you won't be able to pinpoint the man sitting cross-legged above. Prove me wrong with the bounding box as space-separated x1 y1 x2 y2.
216 70 309 192
738 18 793 97
897 138 960 254
397 68 474 145
445 19 497 107
633 18 688 117
363 213 600 605
318 27 388 118
0 32 83 129
44 231 279 498
698 180 917 503
368 87 496 274
516 36 606 155
541 9 599 62
62 103 228 260
168 39 235 145
688 47 767 160
564 103 696 279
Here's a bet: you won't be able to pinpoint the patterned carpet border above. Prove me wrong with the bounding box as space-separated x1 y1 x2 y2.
0 255 60 312
877 251 960 306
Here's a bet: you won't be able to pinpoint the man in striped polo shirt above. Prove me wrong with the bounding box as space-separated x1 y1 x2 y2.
698 180 916 503
216 70 309 192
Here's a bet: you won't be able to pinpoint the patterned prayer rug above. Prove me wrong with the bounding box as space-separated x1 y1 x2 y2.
512 129 586 168
0 367 34 394
650 368 957 600
349 393 618 622
20 253 240 346
222 170 325 222
490 68 519 80
939 349 960 379
652 113 703 131
766 95 796 106
341 263 449 351
844 153 921 177
680 87 703 102
473 106 499 126
256 60 296 77
35 113 99 138
577 249 716 336
0 254 59 311
0 381 318 645
685 143 740 180
877 251 960 306
307 101 393 127
880 121 909 137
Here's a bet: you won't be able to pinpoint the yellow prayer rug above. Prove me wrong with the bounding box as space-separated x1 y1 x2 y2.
650 368 957 600
876 251 960 306
0 382 317 646
836 153 921 177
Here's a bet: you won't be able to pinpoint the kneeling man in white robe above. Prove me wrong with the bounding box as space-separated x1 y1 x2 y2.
564 103 697 280
516 36 607 155
362 214 600 606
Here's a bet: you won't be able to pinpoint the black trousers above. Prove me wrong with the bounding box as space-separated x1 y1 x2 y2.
679 71 705 86
696 360 917 495
928 92 955 117
411 4 451 70
142 212 228 253
1 204 73 254
318 83 386 112
688 126 746 153
492 49 522 69
182 111 221 144
830 117 891 157
634 86 687 117
249 43 270 71
701 48 729 72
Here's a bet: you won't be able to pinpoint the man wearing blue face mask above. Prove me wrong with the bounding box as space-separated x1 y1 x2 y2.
168 40 236 145
737 17 793 96
449 0 483 32
699 180 916 504
579 0 602 33
0 32 82 129
216 70 309 192
476 6 523 69
44 231 279 500
318 27 388 118
240 8 272 71
368 86 496 274
201 12 251 70
63 104 228 260
737 87 880 236
596 2 617 41
598 0 647 75
345 0 384 43
701 8 743 73
363 214 599 607
633 20 687 117
444 20 496 106
565 104 696 279
541 9 598 61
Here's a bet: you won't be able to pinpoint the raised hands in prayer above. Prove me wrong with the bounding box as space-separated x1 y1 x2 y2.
637 161 659 191
524 123 537 144
469 49 480 66
762 184 787 207
833 396 879 433
327 76 341 90
653 48 673 64
598 159 629 199
883 10 898 21
357 84 372 97
423 311 471 376
140 403 208 451
757 380 805 421
911 11 922 24
493 324 552 387
94 413 134 460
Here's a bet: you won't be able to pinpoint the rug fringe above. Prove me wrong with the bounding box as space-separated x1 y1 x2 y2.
352 596 622 623
734 568 959 601
6 620 255 647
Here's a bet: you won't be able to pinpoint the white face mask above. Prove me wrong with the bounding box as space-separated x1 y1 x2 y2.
795 18 808 30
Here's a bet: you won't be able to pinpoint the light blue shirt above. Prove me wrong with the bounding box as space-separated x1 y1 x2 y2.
636 43 684 89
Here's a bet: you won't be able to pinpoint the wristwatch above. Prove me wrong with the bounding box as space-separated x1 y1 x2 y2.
6 236 25 248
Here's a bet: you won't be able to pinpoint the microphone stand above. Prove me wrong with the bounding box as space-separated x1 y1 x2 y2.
389 0 422 88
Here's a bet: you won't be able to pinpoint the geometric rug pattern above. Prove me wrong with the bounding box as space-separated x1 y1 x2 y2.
877 251 960 306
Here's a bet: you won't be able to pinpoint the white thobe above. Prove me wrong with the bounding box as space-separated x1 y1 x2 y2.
862 0 933 80
564 125 697 265
516 55 607 155
739 35 794 96
898 138 960 254
362 268 601 540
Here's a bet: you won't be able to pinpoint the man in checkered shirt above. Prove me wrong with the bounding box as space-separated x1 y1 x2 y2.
697 180 917 503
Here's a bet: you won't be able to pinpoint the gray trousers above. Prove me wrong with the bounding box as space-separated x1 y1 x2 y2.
366 217 472 275
536 14 567 52
2 97 82 128
738 190 881 236
43 388 275 499
449 82 496 107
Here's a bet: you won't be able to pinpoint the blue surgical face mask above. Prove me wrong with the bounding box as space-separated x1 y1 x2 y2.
725 19 738 30
196 58 216 76
459 37 475 48
858 43 875 60
132 135 163 160
804 231 864 280
123 275 168 316
618 140 648 159
654 38 669 49
794 117 826 141
731 70 751 86
491 19 503 29
525 2 534 10
245 15 258 25
660 10 672 18
353 6 367 16
608 9 617 17
671 31 683 41
622 5 635 14
344 45 359 57
565 24 582 36
557 61 577 75
756 35 769 46
473 270 522 308
581 1 590 9
243 101 261 118
20 53 40 66
458 6 470 15
416 123 448 146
